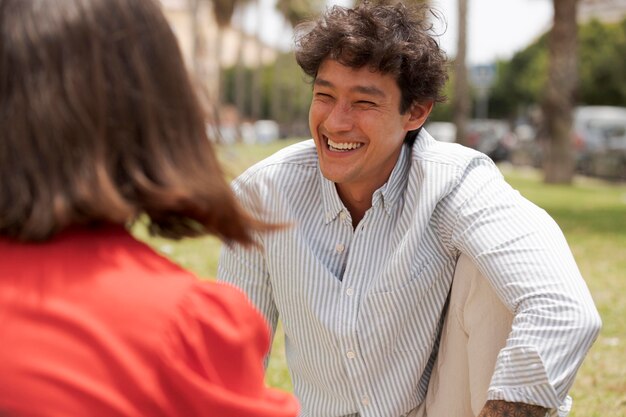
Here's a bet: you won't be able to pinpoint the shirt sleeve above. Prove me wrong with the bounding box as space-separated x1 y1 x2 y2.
216 175 280 361
157 281 298 417
217 236 279 362
436 157 601 415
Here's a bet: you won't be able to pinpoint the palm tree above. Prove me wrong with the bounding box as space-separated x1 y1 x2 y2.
275 0 325 26
251 0 264 120
541 0 579 184
188 0 247 103
188 0 210 83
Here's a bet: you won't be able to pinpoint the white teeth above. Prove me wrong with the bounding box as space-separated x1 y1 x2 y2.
327 137 363 152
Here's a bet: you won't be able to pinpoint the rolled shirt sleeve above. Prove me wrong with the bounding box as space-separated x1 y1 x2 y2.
437 158 601 414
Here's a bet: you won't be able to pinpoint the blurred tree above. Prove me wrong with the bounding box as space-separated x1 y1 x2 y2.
187 0 257 107
188 0 210 82
211 0 239 26
488 37 548 119
489 18 626 118
276 0 325 25
205 0 252 105
452 0 470 145
579 19 626 106
274 0 325 135
429 71 454 121
251 0 264 120
223 53 313 133
233 8 248 118
542 0 579 184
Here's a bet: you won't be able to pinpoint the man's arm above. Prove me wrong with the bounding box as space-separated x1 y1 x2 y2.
217 239 279 365
436 157 601 414
479 401 547 417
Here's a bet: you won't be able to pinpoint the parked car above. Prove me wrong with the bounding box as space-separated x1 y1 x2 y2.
425 121 457 143
574 106 626 180
509 106 626 180
254 120 280 144
466 119 516 163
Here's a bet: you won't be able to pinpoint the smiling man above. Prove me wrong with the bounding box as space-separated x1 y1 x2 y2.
310 59 432 227
218 3 601 417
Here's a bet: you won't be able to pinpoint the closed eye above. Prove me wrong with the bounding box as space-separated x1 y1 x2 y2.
313 92 335 103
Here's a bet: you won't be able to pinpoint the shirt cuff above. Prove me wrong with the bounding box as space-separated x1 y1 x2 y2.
487 345 571 416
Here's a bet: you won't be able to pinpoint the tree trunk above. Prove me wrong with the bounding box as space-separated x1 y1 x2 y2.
452 0 471 145
189 0 223 143
251 0 263 120
269 22 291 124
234 29 247 117
542 0 579 184
215 27 225 106
190 0 210 82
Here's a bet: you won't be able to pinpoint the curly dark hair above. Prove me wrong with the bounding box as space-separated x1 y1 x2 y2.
295 1 448 114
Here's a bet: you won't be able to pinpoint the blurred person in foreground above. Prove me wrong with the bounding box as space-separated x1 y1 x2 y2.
218 2 601 417
0 0 299 416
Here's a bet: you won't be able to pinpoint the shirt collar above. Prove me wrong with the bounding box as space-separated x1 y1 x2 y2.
320 174 345 224
377 144 411 216
319 144 411 224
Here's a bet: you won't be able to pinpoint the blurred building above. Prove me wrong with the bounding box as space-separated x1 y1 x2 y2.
159 0 279 100
579 0 626 23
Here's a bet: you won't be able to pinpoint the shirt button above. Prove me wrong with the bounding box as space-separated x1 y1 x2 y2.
346 350 356 359
361 395 370 406
335 243 345 253
346 288 354 296
339 211 347 221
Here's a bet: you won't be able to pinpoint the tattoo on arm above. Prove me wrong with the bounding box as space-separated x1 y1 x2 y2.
478 400 547 417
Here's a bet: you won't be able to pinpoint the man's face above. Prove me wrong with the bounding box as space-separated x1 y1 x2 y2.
309 59 430 196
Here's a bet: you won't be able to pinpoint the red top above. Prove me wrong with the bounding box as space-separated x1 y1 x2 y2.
0 227 298 417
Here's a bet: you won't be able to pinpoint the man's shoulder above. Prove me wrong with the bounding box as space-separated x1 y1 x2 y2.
234 139 319 187
411 130 493 179
413 131 488 167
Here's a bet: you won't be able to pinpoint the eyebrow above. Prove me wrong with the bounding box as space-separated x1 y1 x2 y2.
314 78 387 98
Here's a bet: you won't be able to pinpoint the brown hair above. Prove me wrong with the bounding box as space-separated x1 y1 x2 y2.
0 0 269 243
294 2 448 143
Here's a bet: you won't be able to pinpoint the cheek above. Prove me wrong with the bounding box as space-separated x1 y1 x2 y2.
308 105 317 126
309 105 330 136
309 102 325 120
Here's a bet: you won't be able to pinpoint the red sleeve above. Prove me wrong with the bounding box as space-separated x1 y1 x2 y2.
157 281 299 417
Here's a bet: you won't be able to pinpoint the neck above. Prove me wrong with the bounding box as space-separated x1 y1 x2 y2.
336 184 375 228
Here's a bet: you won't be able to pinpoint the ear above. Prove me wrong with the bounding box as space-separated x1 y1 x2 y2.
404 101 434 131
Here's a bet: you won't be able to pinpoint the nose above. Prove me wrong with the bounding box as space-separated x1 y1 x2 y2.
324 102 354 133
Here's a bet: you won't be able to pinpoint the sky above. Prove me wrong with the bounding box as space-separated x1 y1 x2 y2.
429 0 553 64
243 0 554 66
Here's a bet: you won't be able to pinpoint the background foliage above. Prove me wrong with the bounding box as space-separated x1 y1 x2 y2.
429 17 626 122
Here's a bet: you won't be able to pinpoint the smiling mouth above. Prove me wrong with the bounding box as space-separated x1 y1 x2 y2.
325 136 363 152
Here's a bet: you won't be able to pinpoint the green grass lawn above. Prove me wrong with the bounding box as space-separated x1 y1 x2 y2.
134 141 626 417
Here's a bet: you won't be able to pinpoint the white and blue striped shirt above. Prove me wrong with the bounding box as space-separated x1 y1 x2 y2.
218 131 601 417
